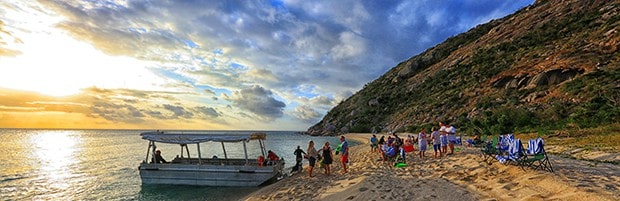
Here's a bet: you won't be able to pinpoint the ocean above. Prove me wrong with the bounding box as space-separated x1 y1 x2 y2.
0 129 347 200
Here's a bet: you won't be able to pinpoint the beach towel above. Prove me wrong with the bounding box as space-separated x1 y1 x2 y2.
403 144 414 152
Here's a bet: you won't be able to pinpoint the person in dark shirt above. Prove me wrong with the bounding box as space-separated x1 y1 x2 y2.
292 145 306 173
153 150 167 163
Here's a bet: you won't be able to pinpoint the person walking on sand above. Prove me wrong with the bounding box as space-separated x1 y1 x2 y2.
292 145 306 173
306 141 319 177
418 128 428 158
339 136 349 173
320 142 334 175
430 127 441 158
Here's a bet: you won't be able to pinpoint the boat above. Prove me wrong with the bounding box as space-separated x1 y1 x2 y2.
138 131 285 186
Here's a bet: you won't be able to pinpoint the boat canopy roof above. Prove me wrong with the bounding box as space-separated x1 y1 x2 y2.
140 131 266 144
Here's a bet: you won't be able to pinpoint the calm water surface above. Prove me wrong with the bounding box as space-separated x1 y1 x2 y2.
0 129 346 200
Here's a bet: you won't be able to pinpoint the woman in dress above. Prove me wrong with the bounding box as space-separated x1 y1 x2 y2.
418 128 428 158
320 141 334 175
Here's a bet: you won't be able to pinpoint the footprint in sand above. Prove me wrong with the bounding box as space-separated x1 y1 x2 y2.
466 175 479 181
502 182 518 190
527 174 545 180
576 183 591 188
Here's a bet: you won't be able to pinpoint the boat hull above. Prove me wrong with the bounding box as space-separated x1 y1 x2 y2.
139 162 283 186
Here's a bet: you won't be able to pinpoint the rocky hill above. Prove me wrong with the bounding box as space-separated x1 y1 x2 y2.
308 0 619 136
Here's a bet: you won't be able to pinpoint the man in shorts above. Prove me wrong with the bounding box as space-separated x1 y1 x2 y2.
370 135 378 153
339 136 349 173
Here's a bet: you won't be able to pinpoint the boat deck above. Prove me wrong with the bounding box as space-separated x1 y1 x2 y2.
170 157 264 166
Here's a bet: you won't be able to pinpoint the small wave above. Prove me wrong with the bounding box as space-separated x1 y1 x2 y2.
0 174 28 182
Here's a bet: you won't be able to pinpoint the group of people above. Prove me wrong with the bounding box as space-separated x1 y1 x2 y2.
370 122 459 162
293 136 349 177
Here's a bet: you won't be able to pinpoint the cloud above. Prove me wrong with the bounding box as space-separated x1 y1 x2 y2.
0 20 21 57
36 0 532 97
228 85 286 121
0 0 534 130
194 106 220 118
293 105 321 123
163 104 194 119
89 101 146 123
310 95 335 106
247 68 279 82
331 31 366 60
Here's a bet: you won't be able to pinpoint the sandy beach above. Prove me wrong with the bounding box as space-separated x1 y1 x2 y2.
244 133 619 201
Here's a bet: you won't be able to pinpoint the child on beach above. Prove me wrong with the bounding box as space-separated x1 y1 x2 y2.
430 127 441 158
320 142 334 175
418 128 427 158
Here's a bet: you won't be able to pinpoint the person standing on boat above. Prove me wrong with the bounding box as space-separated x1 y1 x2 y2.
267 150 279 166
153 150 167 163
292 145 306 173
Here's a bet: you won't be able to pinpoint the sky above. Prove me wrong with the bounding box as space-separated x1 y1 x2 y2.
0 0 533 130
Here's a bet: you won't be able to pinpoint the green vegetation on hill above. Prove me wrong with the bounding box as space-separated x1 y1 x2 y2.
308 0 620 137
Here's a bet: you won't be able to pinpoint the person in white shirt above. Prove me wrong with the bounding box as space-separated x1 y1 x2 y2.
446 122 457 155
438 122 448 155
430 127 441 158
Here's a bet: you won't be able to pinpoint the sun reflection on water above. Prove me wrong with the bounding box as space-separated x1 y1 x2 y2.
29 130 82 199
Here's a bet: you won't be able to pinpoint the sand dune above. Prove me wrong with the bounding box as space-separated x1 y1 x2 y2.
244 133 619 201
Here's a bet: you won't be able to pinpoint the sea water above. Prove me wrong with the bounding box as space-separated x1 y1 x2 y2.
0 129 347 200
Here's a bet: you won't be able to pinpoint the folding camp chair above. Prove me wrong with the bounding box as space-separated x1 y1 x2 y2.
520 138 553 172
481 137 499 164
497 134 514 155
470 134 487 148
496 139 526 165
